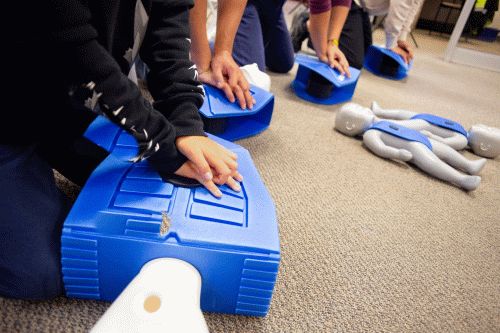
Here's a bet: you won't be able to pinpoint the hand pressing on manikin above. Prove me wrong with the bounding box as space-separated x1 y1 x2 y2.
391 40 414 64
189 0 254 110
198 51 255 110
319 43 351 78
174 136 243 198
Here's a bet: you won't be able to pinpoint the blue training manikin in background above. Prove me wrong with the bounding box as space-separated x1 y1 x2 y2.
292 53 361 105
363 45 413 80
62 116 280 317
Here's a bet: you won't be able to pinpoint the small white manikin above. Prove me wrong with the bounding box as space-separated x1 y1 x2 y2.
371 101 500 159
91 258 209 333
335 103 490 191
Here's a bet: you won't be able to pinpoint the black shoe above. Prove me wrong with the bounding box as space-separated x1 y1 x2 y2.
290 10 310 53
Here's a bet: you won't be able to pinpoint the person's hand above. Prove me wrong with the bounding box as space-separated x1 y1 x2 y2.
391 41 413 64
174 161 222 197
397 40 414 62
201 51 254 110
391 46 410 64
174 160 241 198
175 136 243 196
211 51 254 110
318 44 351 78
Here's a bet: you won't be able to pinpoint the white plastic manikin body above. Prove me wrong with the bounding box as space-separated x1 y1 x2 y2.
371 101 500 158
91 258 209 333
335 103 487 191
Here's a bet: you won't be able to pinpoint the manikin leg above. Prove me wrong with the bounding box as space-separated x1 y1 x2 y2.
430 139 487 175
374 134 481 191
409 144 481 191
91 258 209 333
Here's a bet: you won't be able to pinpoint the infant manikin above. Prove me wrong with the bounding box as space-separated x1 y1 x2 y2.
335 103 488 191
371 101 500 159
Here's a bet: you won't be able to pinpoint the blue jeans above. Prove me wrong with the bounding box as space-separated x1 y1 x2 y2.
0 144 68 299
232 0 295 73
0 132 107 299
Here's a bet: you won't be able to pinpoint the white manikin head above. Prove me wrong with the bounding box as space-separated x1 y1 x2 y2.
335 103 376 136
468 124 500 159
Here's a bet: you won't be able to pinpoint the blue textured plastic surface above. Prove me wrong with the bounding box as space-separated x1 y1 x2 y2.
363 45 413 80
369 121 433 150
292 54 361 105
411 114 468 137
199 84 274 141
72 116 280 316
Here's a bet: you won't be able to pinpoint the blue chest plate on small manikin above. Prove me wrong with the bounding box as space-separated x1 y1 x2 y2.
369 121 433 150
410 114 468 137
363 45 413 80
199 84 275 141
292 54 361 105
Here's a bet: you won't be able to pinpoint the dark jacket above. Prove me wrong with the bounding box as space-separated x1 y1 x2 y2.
6 0 205 175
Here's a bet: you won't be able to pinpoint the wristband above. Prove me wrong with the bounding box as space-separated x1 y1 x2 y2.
328 38 339 47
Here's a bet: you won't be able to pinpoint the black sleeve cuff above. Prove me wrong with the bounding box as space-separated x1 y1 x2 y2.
147 145 187 176
154 100 207 138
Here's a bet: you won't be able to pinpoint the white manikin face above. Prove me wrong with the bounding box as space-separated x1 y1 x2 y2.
335 103 375 136
468 124 500 158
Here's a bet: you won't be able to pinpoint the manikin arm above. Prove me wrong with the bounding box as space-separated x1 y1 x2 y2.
91 258 209 333
371 101 417 120
363 130 413 161
384 120 468 150
421 129 455 141
420 129 468 150
371 102 469 151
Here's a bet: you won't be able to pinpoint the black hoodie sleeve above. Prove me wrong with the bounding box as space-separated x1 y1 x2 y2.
140 0 207 138
46 0 187 175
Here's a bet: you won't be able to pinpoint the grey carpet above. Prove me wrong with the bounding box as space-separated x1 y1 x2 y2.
1 30 499 332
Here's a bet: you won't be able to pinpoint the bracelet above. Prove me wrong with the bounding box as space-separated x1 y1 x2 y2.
328 38 339 47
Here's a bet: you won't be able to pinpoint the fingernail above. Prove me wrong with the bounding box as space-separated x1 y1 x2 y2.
241 105 246 110
233 184 241 192
203 172 213 181
215 188 222 197
253 99 256 104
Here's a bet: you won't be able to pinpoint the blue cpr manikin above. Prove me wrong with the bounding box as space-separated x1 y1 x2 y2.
363 45 413 80
292 53 361 105
61 116 280 317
